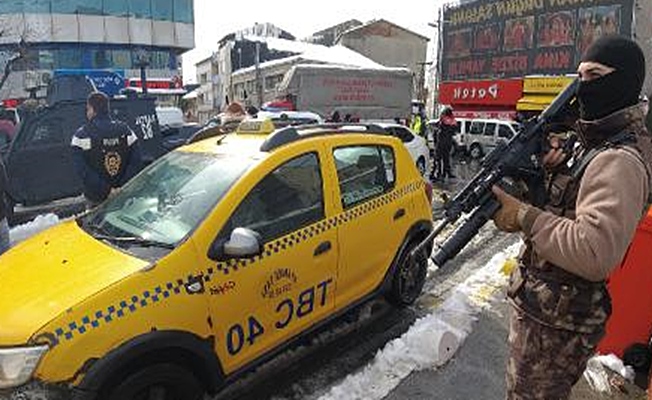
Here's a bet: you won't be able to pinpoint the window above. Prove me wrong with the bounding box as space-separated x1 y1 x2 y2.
55 48 82 69
83 152 252 246
22 117 64 147
111 49 132 69
38 50 55 70
103 0 129 17
199 73 208 85
390 127 414 143
458 120 467 134
52 0 102 14
23 0 50 13
223 153 324 243
469 121 484 135
498 125 513 139
151 0 173 21
130 0 151 19
484 123 497 137
91 49 111 68
149 50 171 69
333 146 395 209
0 1 23 14
264 74 283 91
173 0 194 23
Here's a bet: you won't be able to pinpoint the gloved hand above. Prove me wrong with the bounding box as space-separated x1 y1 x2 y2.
491 186 528 233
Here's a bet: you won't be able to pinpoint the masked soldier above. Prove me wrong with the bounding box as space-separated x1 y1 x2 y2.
491 36 652 399
71 92 144 206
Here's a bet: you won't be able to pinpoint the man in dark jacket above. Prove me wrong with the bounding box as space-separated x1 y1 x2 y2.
71 92 143 206
433 107 458 180
492 36 652 399
0 153 9 255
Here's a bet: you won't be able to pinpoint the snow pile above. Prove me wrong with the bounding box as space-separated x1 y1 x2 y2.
319 242 522 400
9 214 60 245
584 354 635 393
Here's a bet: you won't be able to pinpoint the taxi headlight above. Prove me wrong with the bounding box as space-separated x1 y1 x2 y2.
0 346 48 389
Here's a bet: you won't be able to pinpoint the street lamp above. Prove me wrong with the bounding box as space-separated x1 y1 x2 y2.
134 48 151 95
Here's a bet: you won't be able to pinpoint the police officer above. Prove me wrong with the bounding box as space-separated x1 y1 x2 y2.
434 107 458 180
0 153 9 255
71 92 143 206
492 35 652 399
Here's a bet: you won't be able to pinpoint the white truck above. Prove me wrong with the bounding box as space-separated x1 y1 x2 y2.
276 64 414 120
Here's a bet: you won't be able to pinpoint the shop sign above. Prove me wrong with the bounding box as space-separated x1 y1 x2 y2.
439 79 523 106
442 0 634 80
523 76 574 94
129 77 183 90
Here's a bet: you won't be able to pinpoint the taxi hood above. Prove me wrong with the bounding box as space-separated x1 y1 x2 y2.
0 221 149 345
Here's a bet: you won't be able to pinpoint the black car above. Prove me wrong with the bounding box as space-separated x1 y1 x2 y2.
4 95 165 223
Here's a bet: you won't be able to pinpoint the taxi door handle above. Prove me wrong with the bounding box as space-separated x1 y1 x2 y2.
314 241 332 257
394 208 406 221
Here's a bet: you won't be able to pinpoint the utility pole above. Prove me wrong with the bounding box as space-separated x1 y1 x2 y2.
429 5 446 118
255 41 263 108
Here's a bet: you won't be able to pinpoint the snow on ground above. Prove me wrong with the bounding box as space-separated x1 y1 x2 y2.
318 242 522 400
9 214 60 245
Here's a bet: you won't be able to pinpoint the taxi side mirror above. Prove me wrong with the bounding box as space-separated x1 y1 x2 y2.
208 227 262 261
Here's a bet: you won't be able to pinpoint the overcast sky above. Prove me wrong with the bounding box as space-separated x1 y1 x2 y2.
182 0 445 82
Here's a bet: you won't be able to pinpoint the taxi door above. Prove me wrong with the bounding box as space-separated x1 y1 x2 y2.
327 142 413 308
200 147 338 374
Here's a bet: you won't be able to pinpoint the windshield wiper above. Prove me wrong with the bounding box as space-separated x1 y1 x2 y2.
92 234 176 249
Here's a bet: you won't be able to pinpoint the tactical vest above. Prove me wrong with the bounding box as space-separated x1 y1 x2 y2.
83 125 132 187
509 128 652 334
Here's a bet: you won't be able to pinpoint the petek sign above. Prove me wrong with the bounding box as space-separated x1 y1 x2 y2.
439 79 523 106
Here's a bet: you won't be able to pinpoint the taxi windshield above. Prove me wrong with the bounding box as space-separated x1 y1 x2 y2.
80 151 251 248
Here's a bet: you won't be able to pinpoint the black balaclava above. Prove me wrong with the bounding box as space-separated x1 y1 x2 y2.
577 35 646 121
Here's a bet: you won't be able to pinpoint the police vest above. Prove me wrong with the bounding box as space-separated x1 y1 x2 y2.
84 125 132 187
509 128 652 334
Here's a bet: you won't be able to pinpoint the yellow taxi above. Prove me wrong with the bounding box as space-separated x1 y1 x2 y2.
0 123 433 399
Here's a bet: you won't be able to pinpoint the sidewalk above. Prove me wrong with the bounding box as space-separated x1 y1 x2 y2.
385 298 648 400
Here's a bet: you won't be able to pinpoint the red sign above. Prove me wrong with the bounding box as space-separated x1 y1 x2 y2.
129 77 183 90
439 79 523 107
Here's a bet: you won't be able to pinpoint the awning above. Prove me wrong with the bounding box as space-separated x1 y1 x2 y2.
516 95 557 111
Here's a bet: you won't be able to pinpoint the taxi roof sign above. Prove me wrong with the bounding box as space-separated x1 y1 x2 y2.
236 118 276 136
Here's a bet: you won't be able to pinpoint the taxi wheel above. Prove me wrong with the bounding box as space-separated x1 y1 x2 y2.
388 240 428 307
106 363 204 400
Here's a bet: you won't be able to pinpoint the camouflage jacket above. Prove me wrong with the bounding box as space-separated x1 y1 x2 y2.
509 103 652 333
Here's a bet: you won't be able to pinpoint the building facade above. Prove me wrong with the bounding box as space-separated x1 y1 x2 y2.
436 0 652 120
195 54 217 123
336 19 429 97
0 0 194 100
211 23 295 114
307 20 363 47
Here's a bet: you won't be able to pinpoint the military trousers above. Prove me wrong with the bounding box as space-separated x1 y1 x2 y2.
506 307 604 400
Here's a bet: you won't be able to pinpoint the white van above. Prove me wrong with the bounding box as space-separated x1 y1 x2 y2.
156 106 185 129
456 118 520 159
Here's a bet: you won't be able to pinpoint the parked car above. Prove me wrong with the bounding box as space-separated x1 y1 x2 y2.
0 124 433 399
376 123 431 177
456 118 521 159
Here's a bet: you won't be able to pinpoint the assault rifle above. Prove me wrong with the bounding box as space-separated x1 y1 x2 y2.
412 79 579 267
